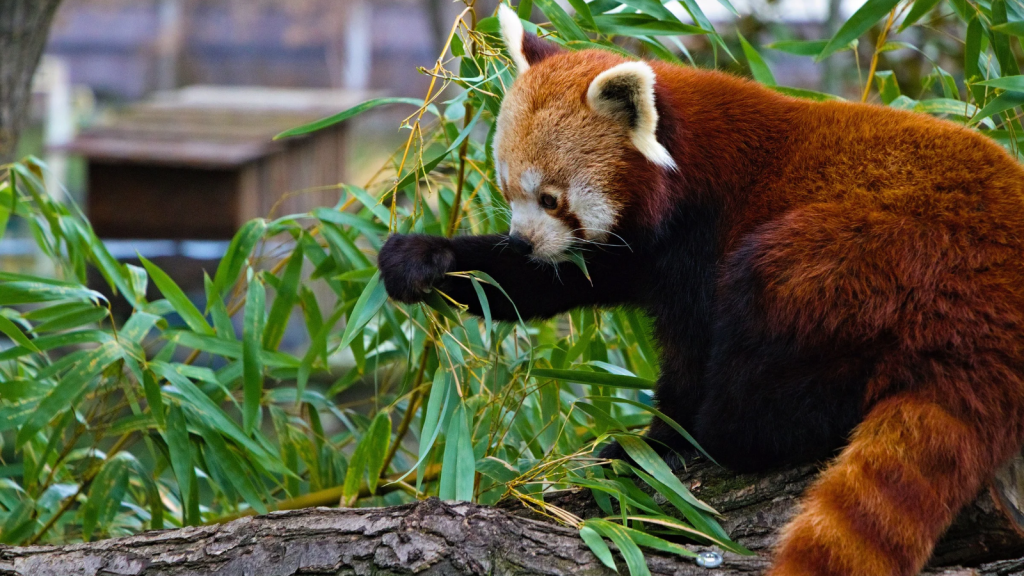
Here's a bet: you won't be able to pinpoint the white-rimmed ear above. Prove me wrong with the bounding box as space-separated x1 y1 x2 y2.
587 61 677 170
498 4 530 72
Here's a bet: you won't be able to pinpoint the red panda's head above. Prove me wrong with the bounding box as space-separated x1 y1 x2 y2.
494 4 678 262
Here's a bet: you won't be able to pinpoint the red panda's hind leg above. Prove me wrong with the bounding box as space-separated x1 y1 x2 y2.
769 389 1021 576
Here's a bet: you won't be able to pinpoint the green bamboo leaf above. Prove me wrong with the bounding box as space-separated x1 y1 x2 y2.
69 218 138 309
0 500 34 545
738 31 776 86
972 92 1024 124
586 519 651 576
576 401 626 432
341 412 392 502
817 0 901 61
413 370 455 488
0 329 110 361
338 271 388 352
914 98 981 118
153 362 287 474
615 435 718 515
211 218 266 302
617 0 676 21
771 86 844 101
438 401 475 502
533 0 588 41
0 280 105 306
607 520 699 558
314 207 388 238
31 306 107 334
139 255 213 336
242 272 266 435
565 0 596 30
531 368 655 389
423 289 462 323
991 21 1024 36
592 14 707 37
875 70 901 104
626 514 751 554
141 368 165 428
364 412 393 494
977 76 1024 92
17 342 122 444
898 0 943 31
194 419 268 514
766 39 828 56
476 456 520 483
275 98 429 139
0 314 38 353
964 17 985 105
81 454 130 541
579 525 618 571
0 180 14 243
627 466 736 550
263 242 304 350
990 0 1021 77
343 185 393 229
470 278 492 336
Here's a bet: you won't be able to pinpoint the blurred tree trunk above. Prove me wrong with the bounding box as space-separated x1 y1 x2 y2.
819 0 844 94
0 0 64 165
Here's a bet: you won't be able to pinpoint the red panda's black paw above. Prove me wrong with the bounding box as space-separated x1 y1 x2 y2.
378 234 456 303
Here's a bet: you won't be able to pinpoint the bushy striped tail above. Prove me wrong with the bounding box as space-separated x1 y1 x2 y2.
769 392 1019 576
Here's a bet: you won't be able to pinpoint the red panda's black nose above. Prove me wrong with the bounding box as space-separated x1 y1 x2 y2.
508 233 533 256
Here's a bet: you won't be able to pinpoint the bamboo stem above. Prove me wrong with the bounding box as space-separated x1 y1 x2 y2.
861 7 898 103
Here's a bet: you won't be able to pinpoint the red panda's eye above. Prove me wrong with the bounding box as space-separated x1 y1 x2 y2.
540 193 558 209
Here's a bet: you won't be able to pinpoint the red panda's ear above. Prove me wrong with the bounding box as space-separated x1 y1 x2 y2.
498 4 563 73
587 61 677 170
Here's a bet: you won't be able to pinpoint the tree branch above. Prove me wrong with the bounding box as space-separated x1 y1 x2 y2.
5 457 1024 575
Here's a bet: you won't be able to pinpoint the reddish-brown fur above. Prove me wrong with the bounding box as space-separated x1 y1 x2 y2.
524 50 1024 575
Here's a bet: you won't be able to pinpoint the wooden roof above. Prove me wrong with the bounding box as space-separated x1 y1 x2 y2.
68 86 375 168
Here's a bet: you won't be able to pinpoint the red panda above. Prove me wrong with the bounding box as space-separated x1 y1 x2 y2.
377 5 1024 575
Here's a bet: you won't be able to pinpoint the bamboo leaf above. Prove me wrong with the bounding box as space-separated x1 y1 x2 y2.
263 242 304 350
531 368 655 389
972 92 1024 124
976 75 1024 92
533 0 589 41
738 31 776 86
364 412 393 494
579 525 618 571
898 0 943 31
211 218 266 302
0 314 38 353
242 272 266 435
140 256 214 336
438 401 475 502
586 519 651 576
338 271 388 352
817 0 901 61
275 98 429 139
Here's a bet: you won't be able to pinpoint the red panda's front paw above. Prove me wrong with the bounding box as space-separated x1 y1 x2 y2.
378 234 457 303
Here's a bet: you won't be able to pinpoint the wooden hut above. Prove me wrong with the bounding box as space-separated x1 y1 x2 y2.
68 85 369 239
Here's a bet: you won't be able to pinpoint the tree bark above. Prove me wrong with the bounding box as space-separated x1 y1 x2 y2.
0 0 64 165
3 458 1024 575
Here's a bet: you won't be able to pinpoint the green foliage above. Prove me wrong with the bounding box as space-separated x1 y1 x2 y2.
0 0 1022 572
